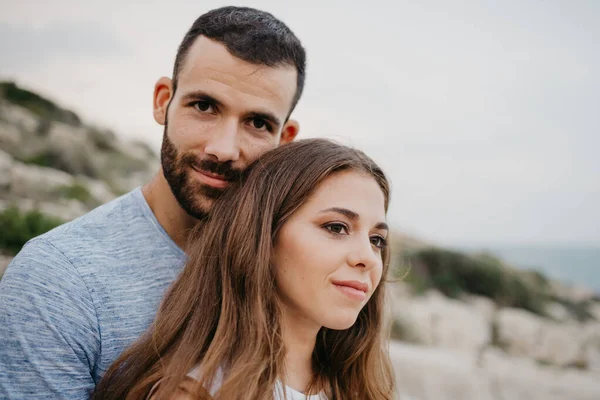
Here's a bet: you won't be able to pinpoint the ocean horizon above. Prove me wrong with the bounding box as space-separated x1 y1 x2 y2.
456 244 600 295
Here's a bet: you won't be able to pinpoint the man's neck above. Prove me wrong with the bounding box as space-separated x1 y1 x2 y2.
142 171 197 251
280 306 320 394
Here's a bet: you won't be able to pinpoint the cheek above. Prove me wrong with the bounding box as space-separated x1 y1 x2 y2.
371 263 384 289
169 109 212 140
274 233 331 295
240 137 278 161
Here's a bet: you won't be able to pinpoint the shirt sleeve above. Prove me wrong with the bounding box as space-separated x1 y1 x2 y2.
0 238 101 399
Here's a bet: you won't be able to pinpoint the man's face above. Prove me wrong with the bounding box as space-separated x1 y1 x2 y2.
154 37 299 219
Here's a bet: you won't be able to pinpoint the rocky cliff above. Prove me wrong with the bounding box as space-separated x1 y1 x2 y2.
0 81 158 222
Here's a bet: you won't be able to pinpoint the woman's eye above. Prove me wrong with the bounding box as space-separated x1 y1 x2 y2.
370 235 387 249
324 223 348 235
193 101 213 113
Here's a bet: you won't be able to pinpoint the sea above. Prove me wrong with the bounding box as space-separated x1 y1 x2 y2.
457 244 600 295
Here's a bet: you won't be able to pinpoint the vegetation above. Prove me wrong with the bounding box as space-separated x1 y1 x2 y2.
0 81 81 126
0 207 64 255
20 150 59 168
19 148 101 179
56 183 92 204
88 127 117 152
395 247 551 316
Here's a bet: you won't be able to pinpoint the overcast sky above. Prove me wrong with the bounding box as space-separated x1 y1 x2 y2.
1 0 599 246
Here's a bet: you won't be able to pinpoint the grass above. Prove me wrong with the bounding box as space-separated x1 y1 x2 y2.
0 207 65 255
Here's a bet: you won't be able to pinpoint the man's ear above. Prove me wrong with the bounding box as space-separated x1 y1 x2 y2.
153 77 174 125
280 119 300 144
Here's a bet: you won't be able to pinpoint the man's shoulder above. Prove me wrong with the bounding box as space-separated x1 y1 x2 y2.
42 188 146 242
17 188 170 266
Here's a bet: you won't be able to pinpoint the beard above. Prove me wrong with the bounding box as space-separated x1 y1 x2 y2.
160 124 242 221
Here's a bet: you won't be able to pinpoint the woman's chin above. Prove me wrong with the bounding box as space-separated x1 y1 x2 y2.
321 311 360 331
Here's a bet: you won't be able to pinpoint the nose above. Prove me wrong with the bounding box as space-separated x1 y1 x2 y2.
203 118 241 162
347 236 381 270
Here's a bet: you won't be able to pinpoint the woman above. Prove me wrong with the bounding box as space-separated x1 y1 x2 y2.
94 139 395 399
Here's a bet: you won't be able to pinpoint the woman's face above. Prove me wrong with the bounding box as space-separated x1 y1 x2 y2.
273 170 388 331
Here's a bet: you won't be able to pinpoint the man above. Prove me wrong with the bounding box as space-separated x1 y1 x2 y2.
0 6 306 399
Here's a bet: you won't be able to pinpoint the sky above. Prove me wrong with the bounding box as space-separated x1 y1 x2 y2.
1 0 599 247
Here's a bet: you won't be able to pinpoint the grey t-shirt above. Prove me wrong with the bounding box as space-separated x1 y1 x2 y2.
0 188 187 399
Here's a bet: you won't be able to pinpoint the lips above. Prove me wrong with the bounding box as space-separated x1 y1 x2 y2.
332 280 370 301
190 166 231 189
332 280 369 292
194 167 228 181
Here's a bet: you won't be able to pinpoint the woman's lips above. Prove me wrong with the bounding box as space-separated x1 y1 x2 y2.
332 280 369 301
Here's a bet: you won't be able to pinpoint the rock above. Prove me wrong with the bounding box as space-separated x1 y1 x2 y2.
0 149 12 189
37 199 88 221
480 347 600 400
551 281 596 303
534 322 582 367
77 176 117 205
389 282 414 306
46 122 101 178
0 120 21 154
6 197 87 222
546 302 571 322
112 169 156 192
390 341 600 400
496 308 586 367
1 95 156 205
0 101 39 133
395 290 491 352
463 294 497 323
9 162 74 201
495 308 543 357
588 302 600 321
0 255 13 278
390 341 494 400
585 345 600 373
582 323 600 372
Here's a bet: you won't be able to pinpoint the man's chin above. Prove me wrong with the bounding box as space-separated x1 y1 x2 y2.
183 202 211 221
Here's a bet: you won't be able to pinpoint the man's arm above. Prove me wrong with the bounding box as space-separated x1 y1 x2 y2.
0 238 101 399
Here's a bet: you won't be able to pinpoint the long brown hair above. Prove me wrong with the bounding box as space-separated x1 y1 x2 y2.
94 139 395 399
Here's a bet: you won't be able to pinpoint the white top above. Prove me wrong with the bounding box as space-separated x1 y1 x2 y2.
188 366 327 400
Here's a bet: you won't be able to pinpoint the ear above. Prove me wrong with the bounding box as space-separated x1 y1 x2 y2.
153 77 174 125
279 119 299 144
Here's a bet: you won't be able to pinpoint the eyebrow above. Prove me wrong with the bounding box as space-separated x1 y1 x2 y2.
318 207 389 231
181 91 223 108
180 90 282 128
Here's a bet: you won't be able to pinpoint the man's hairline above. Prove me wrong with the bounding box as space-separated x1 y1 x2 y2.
173 35 300 121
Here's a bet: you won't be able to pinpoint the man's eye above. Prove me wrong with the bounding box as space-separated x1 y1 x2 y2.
324 223 348 235
193 101 213 112
251 119 269 131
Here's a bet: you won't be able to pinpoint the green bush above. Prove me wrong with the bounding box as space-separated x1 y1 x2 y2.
401 247 550 316
56 183 92 204
0 207 64 255
0 81 81 126
21 150 60 168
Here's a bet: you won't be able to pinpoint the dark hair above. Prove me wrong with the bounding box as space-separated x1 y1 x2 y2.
94 139 395 399
173 6 306 115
